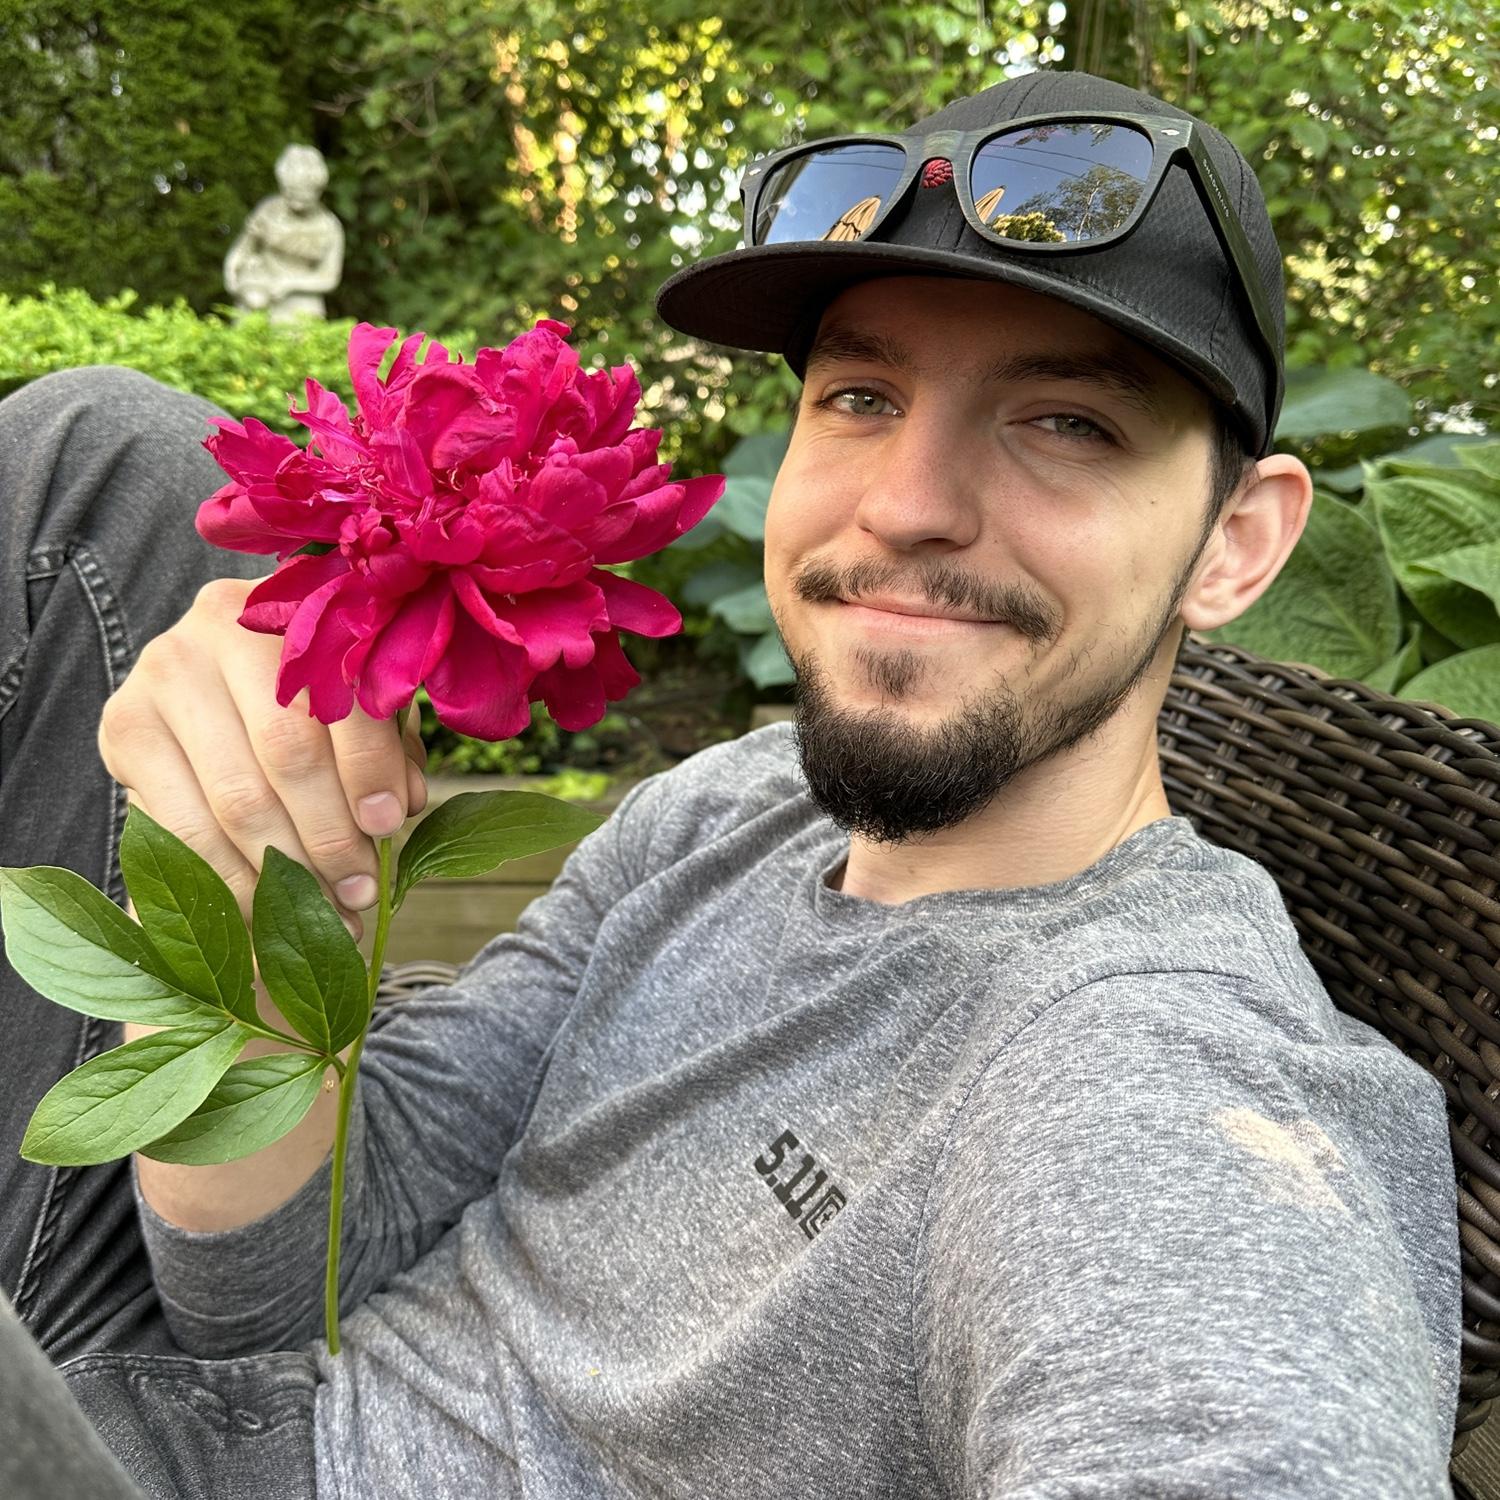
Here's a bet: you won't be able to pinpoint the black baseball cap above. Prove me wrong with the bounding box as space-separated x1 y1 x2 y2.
655 69 1287 458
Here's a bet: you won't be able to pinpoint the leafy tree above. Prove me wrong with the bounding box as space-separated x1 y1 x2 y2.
0 1 324 309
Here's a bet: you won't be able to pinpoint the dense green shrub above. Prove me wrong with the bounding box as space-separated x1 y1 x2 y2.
0 286 473 433
0 2 325 311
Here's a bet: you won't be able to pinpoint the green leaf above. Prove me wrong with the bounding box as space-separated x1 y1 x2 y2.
1275 368 1412 442
120 805 256 1024
1400 645 1500 726
681 559 762 607
1381 433 1499 474
1314 458 1372 494
666 514 726 551
0 866 217 1026
393 791 604 910
252 848 370 1054
1289 117 1330 159
742 629 795 688
138 1052 325 1165
709 580 776 635
1417 542 1500 615
1200 491 1400 677
1363 623 1424 694
713 475 772 541
1371 472 1500 650
1457 442 1500 485
21 1018 249 1166
722 430 789 481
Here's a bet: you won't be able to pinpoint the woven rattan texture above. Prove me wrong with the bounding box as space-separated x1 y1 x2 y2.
1164 635 1500 1456
375 635 1500 1457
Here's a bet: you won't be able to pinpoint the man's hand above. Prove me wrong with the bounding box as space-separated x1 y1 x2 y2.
99 576 428 943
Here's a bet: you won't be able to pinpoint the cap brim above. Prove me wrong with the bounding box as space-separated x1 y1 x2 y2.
655 240 1241 410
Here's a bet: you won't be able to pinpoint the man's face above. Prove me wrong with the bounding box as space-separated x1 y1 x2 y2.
763 275 1223 844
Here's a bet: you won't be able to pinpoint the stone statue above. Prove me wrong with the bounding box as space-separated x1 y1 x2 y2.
224 145 344 321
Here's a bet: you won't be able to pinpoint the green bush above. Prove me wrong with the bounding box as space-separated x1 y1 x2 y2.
0 285 475 433
0 1 324 311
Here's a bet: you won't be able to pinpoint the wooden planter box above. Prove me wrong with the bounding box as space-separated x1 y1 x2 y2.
360 774 634 969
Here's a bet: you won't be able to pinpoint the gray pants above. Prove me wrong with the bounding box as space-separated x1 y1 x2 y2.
0 368 319 1498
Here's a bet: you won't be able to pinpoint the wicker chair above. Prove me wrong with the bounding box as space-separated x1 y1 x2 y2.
376 634 1500 1495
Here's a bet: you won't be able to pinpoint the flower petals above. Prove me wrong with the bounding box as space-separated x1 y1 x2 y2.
200 315 719 733
351 574 456 721
534 631 640 732
424 607 534 740
240 551 352 633
591 569 681 638
470 578 607 672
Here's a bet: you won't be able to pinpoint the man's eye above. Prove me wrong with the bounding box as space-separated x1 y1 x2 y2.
818 387 899 417
1033 412 1113 443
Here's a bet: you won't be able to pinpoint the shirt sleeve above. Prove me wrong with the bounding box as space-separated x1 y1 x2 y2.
911 970 1462 1500
136 773 664 1357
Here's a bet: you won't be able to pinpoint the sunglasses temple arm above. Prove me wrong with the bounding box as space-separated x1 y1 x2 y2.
1183 134 1284 447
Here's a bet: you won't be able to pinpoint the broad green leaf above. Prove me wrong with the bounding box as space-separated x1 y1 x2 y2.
722 429 789 480
1371 473 1500 650
252 848 370 1054
394 791 604 910
120 805 256 1024
21 1018 249 1166
1457 442 1500 485
1418 623 1463 668
666 514 725 551
681 559 762 608
1417 542 1500 616
1201 491 1400 677
1275 368 1411 442
138 1052 325 1165
1363 623 1424 694
713 475 772 541
0 866 216 1026
1314 458 1371 494
1380 434 1500 474
1400 646 1500 726
709 580 776 635
742 629 795 688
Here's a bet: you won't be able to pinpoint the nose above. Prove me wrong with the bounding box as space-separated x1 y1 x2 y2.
852 406 984 553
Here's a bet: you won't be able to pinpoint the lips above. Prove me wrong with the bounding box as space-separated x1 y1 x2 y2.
843 594 994 624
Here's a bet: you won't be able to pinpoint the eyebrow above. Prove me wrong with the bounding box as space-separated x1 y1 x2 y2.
803 326 1171 426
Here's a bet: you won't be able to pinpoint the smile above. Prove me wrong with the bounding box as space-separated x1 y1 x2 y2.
838 599 1004 635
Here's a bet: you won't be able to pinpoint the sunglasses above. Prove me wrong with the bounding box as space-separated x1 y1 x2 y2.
740 112 1280 432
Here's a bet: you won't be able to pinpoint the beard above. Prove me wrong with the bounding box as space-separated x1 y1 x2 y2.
784 545 1206 845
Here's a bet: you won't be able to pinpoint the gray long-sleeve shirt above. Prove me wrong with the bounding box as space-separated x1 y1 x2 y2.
135 722 1462 1497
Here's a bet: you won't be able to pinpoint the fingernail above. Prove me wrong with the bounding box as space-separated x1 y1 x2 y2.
336 873 379 909
410 770 428 814
357 791 402 836
341 912 364 942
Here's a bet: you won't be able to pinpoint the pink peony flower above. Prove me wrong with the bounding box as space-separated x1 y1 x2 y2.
197 320 724 739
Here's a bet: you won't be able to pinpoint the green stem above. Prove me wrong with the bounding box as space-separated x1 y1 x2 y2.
240 1017 320 1052
323 832 394 1356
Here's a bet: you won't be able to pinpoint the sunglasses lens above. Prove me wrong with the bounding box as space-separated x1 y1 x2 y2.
754 143 907 244
969 122 1155 243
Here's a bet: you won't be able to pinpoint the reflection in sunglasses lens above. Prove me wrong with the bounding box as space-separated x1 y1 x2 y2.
756 143 907 244
969 122 1154 243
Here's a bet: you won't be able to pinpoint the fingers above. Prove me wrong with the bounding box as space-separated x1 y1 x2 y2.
104 710 263 920
131 668 368 941
100 579 429 947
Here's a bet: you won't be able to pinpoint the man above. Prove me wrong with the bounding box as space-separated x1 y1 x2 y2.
0 69 1461 1498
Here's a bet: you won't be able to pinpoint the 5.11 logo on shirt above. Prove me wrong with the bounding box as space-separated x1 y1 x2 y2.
751 1128 847 1240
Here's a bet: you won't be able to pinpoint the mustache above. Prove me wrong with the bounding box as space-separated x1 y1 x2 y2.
792 558 1059 642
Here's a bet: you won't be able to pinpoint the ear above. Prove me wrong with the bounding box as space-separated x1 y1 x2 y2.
1178 453 1314 634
